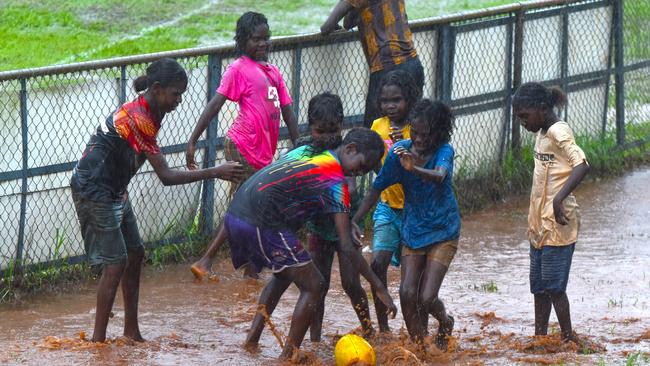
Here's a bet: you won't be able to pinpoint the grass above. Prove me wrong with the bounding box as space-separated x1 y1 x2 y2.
0 0 515 72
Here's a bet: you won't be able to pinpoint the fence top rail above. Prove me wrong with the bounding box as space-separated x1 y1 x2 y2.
0 0 592 82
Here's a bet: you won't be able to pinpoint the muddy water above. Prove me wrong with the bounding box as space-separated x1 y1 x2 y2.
1 167 649 365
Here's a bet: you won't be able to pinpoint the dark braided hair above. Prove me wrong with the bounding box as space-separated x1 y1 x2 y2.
409 99 454 151
306 92 344 153
512 82 567 112
376 69 422 112
234 12 269 57
133 58 187 92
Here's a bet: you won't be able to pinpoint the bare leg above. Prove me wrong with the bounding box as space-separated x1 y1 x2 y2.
122 247 145 341
399 255 427 341
534 293 552 335
338 251 373 336
308 238 335 342
92 262 125 342
245 275 292 346
279 264 324 360
191 223 228 279
550 292 574 341
371 250 392 332
419 260 453 349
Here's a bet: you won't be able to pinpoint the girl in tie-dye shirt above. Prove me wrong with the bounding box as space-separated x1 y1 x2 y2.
224 128 397 360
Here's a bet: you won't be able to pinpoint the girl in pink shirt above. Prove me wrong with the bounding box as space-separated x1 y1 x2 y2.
187 12 299 280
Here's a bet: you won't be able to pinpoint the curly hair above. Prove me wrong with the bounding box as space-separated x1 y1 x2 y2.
234 12 269 56
307 92 344 153
512 82 567 112
409 99 455 149
342 127 385 171
376 69 422 112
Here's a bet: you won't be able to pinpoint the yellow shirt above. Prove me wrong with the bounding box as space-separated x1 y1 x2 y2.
528 121 588 249
371 116 410 209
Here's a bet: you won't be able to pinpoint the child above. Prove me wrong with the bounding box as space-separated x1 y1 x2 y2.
187 11 299 280
70 58 242 342
298 93 373 341
352 99 459 349
224 128 397 359
320 0 424 128
512 82 589 342
368 69 420 333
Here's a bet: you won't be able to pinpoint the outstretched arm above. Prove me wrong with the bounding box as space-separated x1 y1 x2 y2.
281 104 299 147
321 0 353 35
147 152 243 186
333 212 397 318
186 93 227 169
553 162 590 225
350 187 381 244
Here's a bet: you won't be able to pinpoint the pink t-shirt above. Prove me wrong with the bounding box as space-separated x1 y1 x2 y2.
218 56 292 169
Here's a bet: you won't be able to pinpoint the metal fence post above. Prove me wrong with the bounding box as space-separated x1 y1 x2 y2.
614 0 625 145
119 65 127 104
199 55 222 236
500 13 516 162
292 47 302 124
436 24 456 103
560 6 570 121
511 9 525 158
16 78 28 265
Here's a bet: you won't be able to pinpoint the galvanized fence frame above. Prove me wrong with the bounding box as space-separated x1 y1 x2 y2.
0 0 647 276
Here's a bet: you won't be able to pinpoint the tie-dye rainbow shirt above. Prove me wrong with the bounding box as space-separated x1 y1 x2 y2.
227 145 350 231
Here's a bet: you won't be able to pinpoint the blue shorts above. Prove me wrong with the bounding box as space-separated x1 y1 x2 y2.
72 191 143 267
372 201 403 267
529 243 575 294
224 213 312 273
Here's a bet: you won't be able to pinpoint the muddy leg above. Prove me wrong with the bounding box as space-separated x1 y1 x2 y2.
191 223 228 280
399 255 426 341
371 251 392 332
420 260 453 349
92 262 125 342
534 293 552 335
279 263 324 360
245 275 291 346
339 252 373 337
308 239 334 342
121 247 144 341
550 292 574 341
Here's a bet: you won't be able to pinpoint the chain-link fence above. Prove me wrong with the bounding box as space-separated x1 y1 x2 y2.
0 0 647 275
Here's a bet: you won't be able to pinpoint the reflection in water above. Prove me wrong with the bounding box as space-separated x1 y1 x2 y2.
1 168 649 364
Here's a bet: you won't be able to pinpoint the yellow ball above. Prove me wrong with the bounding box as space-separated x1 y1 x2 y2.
334 334 376 366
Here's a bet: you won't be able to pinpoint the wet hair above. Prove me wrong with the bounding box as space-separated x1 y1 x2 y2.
133 58 187 92
342 127 385 171
409 98 455 148
307 92 344 153
376 69 422 112
512 82 567 112
234 12 269 56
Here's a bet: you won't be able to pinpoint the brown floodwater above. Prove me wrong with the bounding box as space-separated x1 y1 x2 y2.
1 167 649 365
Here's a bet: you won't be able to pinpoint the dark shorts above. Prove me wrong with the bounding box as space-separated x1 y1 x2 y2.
529 243 575 294
224 213 312 273
71 190 143 267
364 57 425 128
224 136 258 198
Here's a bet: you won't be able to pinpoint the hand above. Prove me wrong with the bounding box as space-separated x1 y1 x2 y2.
211 161 243 182
389 126 404 142
186 142 198 170
351 221 364 248
394 146 415 171
553 198 569 225
374 287 397 319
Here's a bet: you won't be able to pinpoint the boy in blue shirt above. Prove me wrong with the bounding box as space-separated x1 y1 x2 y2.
352 99 460 349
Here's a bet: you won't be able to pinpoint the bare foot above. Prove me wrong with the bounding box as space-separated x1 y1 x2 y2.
124 330 145 342
191 262 209 280
435 315 454 351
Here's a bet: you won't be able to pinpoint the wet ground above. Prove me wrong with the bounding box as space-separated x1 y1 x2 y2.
1 167 649 365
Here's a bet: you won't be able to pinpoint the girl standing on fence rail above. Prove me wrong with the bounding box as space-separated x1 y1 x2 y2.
512 82 589 343
70 58 242 342
187 11 299 281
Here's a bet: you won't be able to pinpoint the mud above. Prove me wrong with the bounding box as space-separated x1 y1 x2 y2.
1 167 650 365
